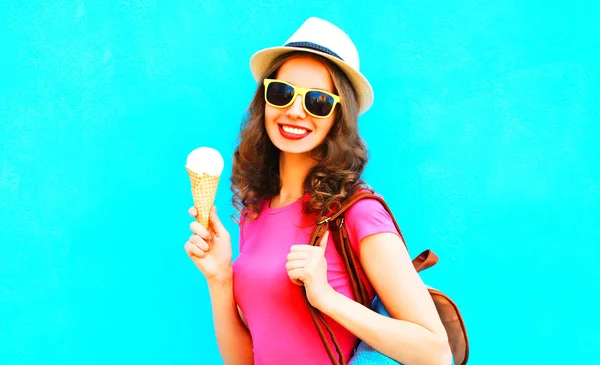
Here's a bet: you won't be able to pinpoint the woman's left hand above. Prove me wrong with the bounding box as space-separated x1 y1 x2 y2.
286 231 335 310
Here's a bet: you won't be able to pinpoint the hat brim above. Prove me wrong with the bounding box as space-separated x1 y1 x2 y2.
249 46 374 116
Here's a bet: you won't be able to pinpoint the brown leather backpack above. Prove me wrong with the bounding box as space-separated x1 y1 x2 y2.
305 192 469 365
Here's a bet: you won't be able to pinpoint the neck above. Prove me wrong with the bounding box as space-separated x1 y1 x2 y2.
273 152 315 207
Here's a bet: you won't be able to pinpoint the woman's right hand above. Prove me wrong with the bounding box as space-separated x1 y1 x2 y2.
184 206 233 282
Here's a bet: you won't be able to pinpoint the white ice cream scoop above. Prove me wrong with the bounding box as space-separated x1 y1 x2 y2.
185 147 224 176
185 147 224 228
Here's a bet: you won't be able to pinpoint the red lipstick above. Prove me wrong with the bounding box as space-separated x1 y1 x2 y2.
277 124 311 140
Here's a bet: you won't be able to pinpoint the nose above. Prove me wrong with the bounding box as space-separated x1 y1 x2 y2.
286 95 306 119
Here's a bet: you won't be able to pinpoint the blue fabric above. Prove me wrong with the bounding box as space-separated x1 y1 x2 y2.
348 297 454 365
348 296 401 365
284 41 344 60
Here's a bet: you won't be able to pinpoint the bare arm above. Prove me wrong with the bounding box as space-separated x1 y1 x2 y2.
317 233 452 365
207 273 254 365
185 206 254 364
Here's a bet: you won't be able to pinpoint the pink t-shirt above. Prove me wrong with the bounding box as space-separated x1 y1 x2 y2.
232 195 400 364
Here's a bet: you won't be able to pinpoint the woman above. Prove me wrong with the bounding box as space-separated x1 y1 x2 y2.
184 17 452 365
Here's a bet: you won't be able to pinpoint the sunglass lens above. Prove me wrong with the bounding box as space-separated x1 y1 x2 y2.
266 82 294 106
305 91 335 117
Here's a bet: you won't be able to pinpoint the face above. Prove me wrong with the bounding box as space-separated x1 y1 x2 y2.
264 56 337 155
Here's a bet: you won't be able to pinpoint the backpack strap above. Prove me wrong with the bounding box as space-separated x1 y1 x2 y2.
311 191 405 245
309 192 436 275
306 192 443 365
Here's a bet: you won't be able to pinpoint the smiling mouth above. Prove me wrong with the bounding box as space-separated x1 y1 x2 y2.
282 125 310 134
278 124 312 140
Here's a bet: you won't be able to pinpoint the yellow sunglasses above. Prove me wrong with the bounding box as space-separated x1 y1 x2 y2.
263 78 341 118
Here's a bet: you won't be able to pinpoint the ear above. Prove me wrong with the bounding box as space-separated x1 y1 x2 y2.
319 230 329 250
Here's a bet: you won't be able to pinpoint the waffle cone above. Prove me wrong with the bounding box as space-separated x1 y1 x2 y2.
186 168 220 228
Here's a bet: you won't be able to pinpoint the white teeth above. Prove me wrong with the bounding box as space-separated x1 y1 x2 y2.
281 125 309 135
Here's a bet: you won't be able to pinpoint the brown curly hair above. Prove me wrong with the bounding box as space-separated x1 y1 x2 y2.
231 51 371 220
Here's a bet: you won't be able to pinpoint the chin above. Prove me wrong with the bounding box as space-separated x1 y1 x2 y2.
273 140 315 155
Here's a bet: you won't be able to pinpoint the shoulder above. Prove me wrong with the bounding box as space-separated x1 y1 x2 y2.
239 198 269 225
237 201 267 249
343 191 401 253
345 191 394 226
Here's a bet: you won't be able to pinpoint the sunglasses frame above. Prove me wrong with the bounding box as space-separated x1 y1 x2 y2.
263 78 341 119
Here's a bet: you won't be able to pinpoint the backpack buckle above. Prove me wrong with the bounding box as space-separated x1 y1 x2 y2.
317 216 330 225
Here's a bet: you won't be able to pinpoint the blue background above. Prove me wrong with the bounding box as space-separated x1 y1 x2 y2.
1 1 599 364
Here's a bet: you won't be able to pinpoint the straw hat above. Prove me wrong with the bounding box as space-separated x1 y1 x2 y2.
249 17 374 115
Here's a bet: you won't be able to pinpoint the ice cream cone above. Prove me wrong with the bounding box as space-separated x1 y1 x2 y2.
186 167 220 228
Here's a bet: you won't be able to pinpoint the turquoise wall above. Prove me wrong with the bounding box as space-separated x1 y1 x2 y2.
1 1 599 364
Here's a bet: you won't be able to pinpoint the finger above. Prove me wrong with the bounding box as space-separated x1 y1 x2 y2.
319 230 329 250
188 206 198 218
185 241 205 257
285 259 307 271
189 235 209 251
209 206 229 238
290 244 314 252
190 221 211 240
287 268 305 286
287 251 311 261
184 241 207 258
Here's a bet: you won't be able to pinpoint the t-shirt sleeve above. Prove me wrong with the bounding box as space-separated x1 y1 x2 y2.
344 196 402 259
